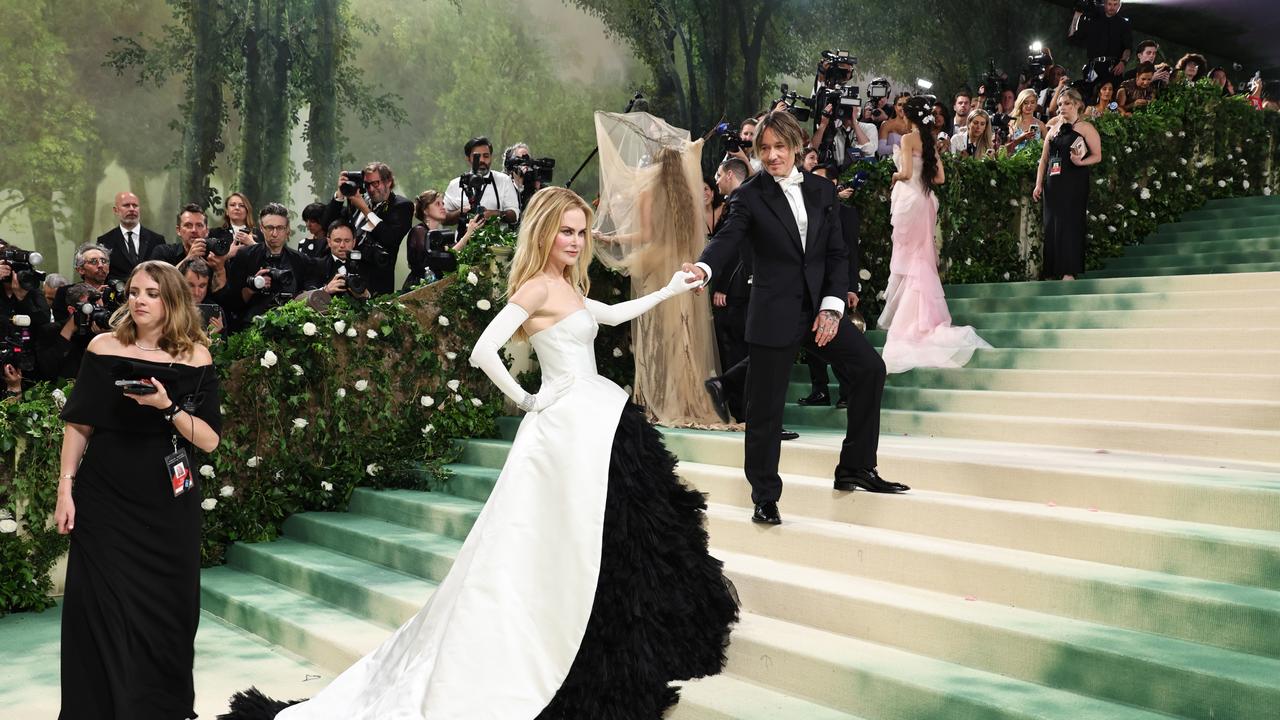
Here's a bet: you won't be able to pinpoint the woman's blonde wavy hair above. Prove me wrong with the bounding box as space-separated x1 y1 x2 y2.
506 187 594 340
110 261 209 361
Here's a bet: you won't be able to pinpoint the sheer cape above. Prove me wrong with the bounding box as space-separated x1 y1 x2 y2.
592 111 725 427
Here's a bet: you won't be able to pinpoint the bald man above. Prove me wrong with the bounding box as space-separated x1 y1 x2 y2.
96 191 166 282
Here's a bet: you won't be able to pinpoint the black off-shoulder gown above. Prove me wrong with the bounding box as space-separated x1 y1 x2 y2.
59 351 221 720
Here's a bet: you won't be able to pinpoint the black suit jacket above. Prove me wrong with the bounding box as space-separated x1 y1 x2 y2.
838 203 860 293
97 226 166 281
698 171 848 348
322 192 414 295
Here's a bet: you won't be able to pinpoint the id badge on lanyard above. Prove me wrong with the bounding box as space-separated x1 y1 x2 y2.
1049 154 1063 177
166 435 192 497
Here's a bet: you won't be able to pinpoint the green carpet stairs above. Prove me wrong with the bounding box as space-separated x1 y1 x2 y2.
202 196 1280 719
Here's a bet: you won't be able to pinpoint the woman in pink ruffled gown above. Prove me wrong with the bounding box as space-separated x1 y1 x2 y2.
879 96 991 374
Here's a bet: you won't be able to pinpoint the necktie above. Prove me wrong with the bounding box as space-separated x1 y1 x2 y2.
126 230 137 258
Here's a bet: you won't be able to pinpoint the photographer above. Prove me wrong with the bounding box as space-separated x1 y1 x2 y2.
298 203 330 258
308 221 371 301
35 283 106 380
229 203 317 324
208 192 263 252
1125 41 1172 87
178 258 226 335
503 142 556 211
0 240 52 334
54 243 115 325
149 204 209 266
722 118 763 173
1117 62 1158 115
405 190 486 290
323 161 414 296
1067 0 1132 97
443 137 520 227
812 102 877 168
950 109 998 159
44 274 69 312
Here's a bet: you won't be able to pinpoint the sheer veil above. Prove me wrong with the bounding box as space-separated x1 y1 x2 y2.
593 111 725 427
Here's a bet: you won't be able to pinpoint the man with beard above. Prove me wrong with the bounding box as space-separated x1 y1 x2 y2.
96 191 166 282
443 136 520 226
323 162 414 296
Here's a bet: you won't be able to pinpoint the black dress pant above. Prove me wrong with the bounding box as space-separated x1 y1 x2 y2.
744 313 885 504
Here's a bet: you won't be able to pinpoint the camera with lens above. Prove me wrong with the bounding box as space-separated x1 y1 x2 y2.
1026 49 1053 88
206 234 233 257
1 314 35 374
247 266 297 296
74 291 113 335
343 249 370 296
339 170 366 197
458 153 493 220
819 49 856 87
774 83 815 123
1074 0 1104 16
0 245 47 292
817 84 862 125
504 155 556 186
715 123 753 155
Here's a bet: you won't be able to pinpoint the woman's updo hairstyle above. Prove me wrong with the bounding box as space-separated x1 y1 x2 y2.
902 95 942 197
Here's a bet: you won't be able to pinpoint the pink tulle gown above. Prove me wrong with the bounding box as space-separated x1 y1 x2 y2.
878 147 991 374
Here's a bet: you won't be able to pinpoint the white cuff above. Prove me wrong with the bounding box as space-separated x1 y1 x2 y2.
694 262 713 287
820 295 845 317
362 212 381 232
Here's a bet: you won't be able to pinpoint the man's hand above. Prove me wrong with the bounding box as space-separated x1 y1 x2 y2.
3 363 21 394
837 186 854 201
324 274 347 296
812 309 840 347
253 268 272 291
1111 61 1126 76
712 292 727 307
0 263 11 283
208 314 225 335
184 238 207 262
847 292 859 309
681 262 707 295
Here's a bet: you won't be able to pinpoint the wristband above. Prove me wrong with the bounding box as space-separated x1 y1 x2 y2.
162 403 182 422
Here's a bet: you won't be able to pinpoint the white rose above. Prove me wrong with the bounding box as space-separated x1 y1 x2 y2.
445 352 457 360
219 485 234 498
1179 158 1188 165
302 322 317 336
201 498 217 511
1218 180 1227 188
1139 188 1151 200
1130 182 1139 190
336 387 347 398
467 272 479 285
454 394 464 402
366 463 381 476
476 299 492 311
964 257 973 266
292 418 308 431
247 456 261 468
1165 131 1173 138
471 398 483 407
439 315 450 326
447 379 461 391
422 424 435 436
291 364 304 377
333 320 346 333
367 328 378 339
989 179 997 187
0 518 19 534
346 327 357 337
199 464 216 479
858 268 871 281
1266 187 1273 196
51 388 67 407
321 481 334 492
420 395 435 407
1009 199 1018 207
260 350 278 368
355 379 369 392
612 347 623 358
1002 272 1010 280
1243 180 1250 189
1107 225 1117 233
1098 214 1107 221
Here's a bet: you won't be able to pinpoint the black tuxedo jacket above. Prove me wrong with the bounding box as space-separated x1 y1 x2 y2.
838 203 861 293
322 192 414 295
97 226 166 281
698 171 848 348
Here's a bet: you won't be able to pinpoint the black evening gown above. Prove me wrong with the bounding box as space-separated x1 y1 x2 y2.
1042 124 1090 279
59 351 221 720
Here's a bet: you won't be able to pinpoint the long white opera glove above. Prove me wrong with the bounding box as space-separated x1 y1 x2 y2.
586 270 700 327
469 304 575 412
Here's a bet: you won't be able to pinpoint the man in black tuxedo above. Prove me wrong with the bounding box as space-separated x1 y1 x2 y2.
322 162 414 296
685 110 905 526
96 192 165 282
798 162 862 408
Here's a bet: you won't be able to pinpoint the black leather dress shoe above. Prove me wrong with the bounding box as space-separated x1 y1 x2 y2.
704 378 731 423
797 389 831 406
780 428 799 441
752 502 782 525
834 468 910 494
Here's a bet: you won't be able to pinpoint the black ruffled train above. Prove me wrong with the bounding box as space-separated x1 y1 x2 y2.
222 403 738 720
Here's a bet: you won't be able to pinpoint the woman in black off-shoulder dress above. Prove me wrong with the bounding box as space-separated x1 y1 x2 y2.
56 261 221 720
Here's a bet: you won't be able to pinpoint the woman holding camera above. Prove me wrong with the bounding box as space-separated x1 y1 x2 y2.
403 189 487 290
950 109 998 159
210 192 264 250
55 260 221 720
1034 88 1103 280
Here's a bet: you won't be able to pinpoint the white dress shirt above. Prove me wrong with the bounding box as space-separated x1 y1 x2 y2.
119 224 140 255
698 167 846 317
443 170 521 220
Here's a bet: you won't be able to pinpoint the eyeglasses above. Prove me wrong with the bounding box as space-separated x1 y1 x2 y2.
261 224 288 234
82 258 109 266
